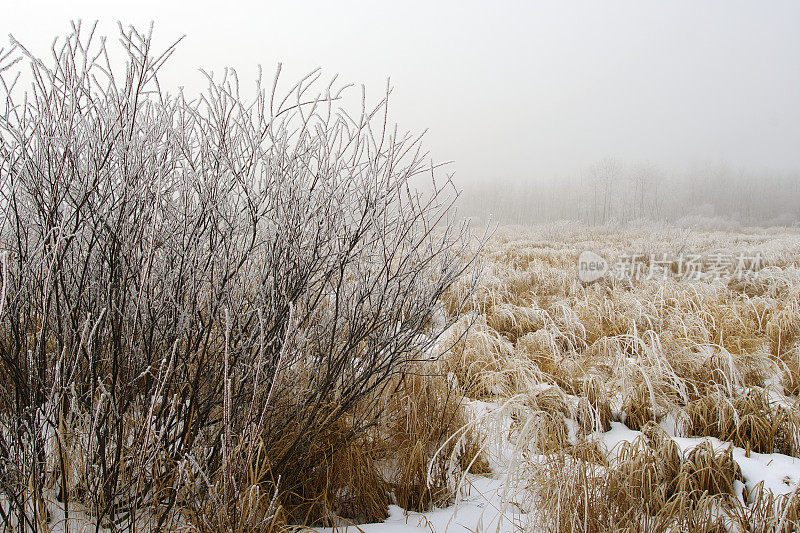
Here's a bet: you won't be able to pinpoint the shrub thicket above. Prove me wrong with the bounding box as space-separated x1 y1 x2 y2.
0 23 478 530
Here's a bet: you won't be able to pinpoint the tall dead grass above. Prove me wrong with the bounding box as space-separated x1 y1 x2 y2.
445 226 800 531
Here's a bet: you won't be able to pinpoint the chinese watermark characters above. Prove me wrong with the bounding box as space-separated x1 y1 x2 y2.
577 251 762 283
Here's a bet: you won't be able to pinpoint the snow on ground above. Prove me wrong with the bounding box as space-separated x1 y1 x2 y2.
318 475 526 533
318 399 528 533
1 491 141 533
600 421 800 499
319 414 800 533
6 404 798 532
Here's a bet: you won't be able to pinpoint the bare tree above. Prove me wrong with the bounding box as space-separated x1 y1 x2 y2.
0 22 479 531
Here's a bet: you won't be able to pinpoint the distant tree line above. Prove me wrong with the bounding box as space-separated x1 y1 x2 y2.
457 159 800 227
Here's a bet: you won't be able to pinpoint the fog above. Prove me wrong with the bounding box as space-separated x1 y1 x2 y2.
459 160 800 226
4 1 799 225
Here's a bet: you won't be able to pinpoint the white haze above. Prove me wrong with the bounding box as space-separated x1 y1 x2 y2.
4 0 800 223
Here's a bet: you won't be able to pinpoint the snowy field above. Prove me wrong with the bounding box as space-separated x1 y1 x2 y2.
319 223 800 532
4 223 800 532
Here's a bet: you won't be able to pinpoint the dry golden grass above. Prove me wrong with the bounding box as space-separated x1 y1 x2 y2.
377 368 489 512
677 441 742 499
179 438 289 533
782 352 800 396
613 432 682 515
768 299 800 358
43 226 799 530
439 225 800 531
578 375 613 433
438 316 518 398
746 482 800 532
172 361 489 530
685 388 796 455
523 434 747 532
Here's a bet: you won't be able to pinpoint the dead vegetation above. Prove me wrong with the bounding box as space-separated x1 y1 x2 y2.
438 224 800 532
2 26 799 529
0 23 484 531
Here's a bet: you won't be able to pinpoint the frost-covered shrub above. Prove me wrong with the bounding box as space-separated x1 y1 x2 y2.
0 23 477 529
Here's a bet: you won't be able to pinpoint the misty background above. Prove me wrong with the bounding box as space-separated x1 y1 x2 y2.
4 1 799 226
459 160 800 226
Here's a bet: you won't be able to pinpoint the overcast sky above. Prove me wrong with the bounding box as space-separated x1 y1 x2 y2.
3 1 799 185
